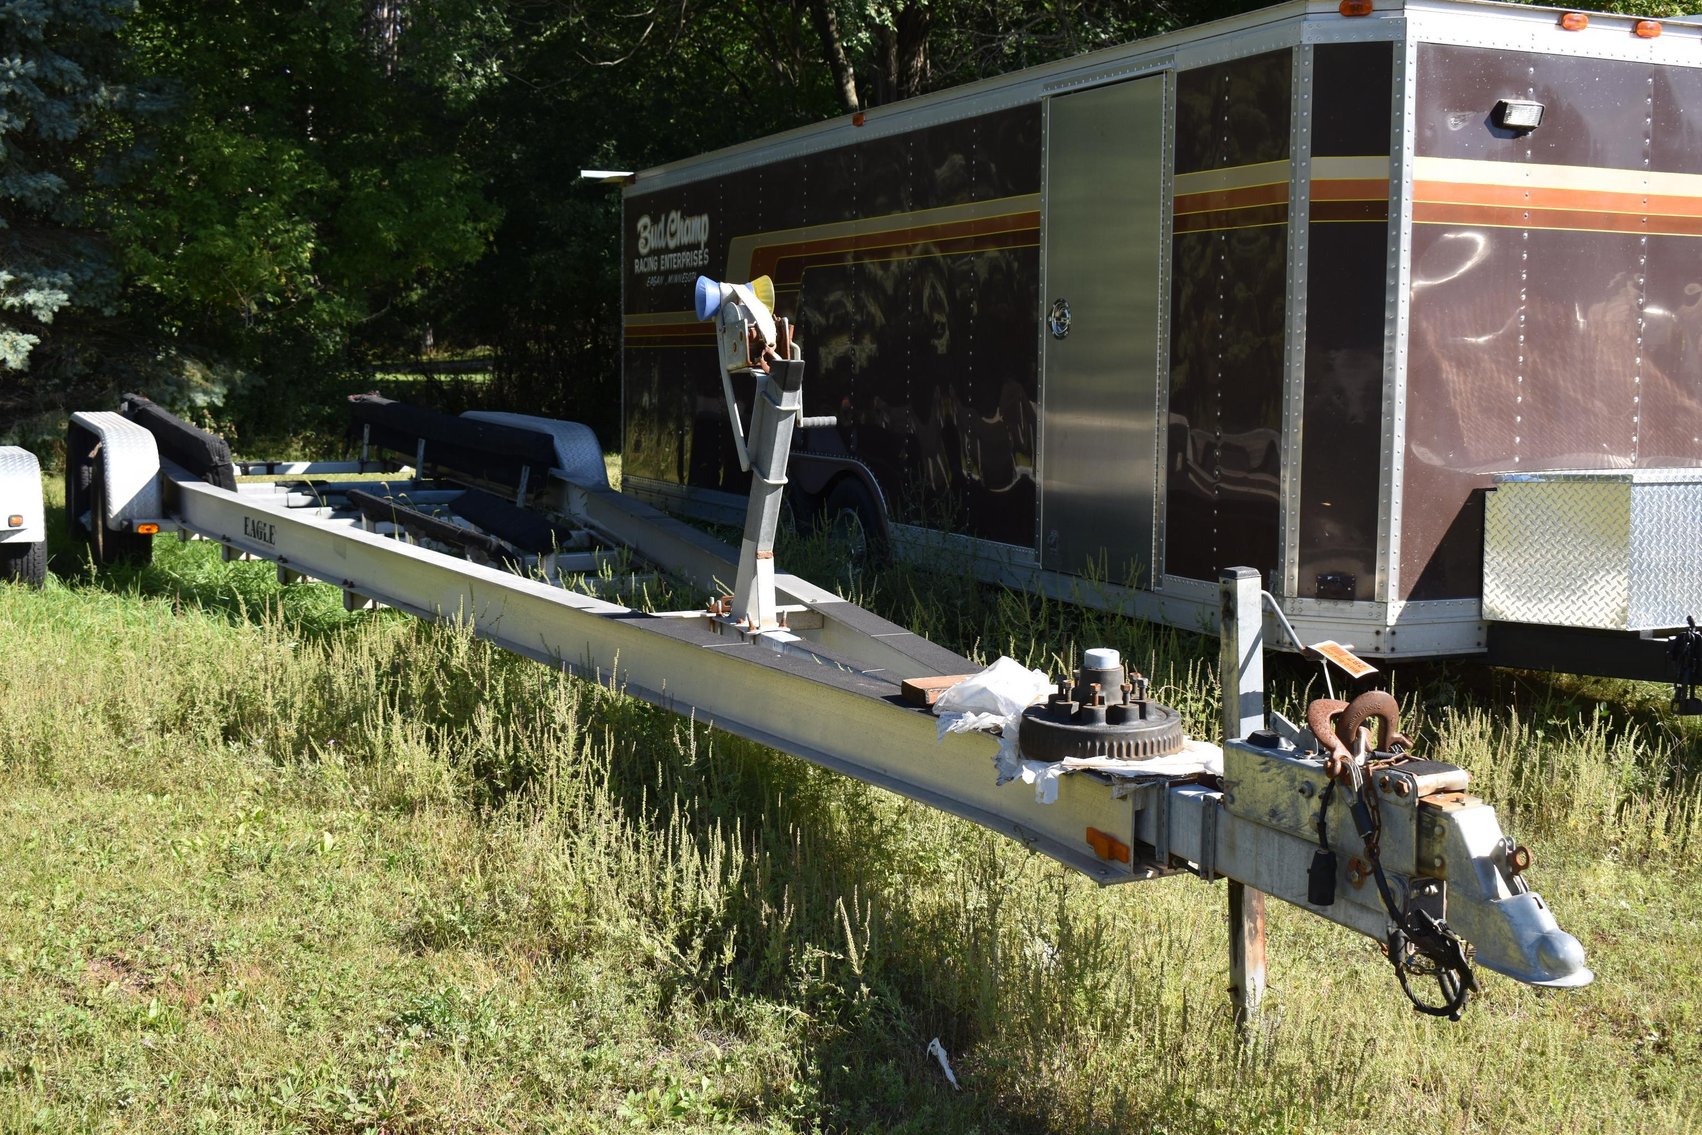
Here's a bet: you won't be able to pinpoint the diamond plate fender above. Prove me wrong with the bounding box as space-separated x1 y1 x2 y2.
67 412 162 529
0 446 46 543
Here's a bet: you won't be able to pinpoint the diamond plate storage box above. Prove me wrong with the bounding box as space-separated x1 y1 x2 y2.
1483 470 1702 631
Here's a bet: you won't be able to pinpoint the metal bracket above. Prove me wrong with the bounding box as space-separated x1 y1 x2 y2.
1198 797 1219 881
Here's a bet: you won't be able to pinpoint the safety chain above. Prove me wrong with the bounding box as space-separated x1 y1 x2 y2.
1309 692 1478 1020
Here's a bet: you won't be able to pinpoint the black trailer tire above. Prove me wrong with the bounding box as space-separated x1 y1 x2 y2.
0 540 46 588
65 423 96 541
89 458 152 568
822 478 891 573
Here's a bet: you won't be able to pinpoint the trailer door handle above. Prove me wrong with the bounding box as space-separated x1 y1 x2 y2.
1048 298 1071 339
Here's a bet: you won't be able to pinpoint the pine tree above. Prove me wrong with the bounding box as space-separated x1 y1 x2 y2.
0 0 134 391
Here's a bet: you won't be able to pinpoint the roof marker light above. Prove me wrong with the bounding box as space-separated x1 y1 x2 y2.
1560 11 1588 30
1339 0 1374 15
1634 19 1662 37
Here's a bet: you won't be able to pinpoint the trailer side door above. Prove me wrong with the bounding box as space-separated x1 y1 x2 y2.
1039 74 1167 584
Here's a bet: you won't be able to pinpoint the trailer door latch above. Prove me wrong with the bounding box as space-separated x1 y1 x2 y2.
1048 297 1071 339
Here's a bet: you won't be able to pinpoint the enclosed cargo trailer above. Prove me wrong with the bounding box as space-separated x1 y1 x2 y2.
620 0 1702 676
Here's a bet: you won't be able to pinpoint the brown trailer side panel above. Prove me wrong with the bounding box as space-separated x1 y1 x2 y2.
1402 44 1702 601
1165 49 1291 585
1297 42 1394 603
622 107 1043 549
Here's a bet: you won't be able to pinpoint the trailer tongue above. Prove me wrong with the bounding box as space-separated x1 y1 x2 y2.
52 271 1590 1022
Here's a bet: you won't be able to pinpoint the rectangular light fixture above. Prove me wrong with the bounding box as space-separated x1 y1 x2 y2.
1494 99 1545 132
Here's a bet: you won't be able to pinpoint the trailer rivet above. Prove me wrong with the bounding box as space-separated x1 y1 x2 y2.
1432 856 1445 869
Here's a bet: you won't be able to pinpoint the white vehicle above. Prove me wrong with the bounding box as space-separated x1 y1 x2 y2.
0 446 46 588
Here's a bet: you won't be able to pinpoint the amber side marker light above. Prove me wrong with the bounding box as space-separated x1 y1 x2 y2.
1635 19 1662 37
136 523 161 536
1339 0 1374 15
6 515 22 528
1085 827 1132 864
1560 11 1588 30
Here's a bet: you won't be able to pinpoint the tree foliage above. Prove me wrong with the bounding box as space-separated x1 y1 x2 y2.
0 0 140 426
6 0 1691 444
109 0 497 425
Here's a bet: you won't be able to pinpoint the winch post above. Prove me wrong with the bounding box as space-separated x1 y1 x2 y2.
731 355 805 630
1220 566 1265 740
1220 567 1267 1026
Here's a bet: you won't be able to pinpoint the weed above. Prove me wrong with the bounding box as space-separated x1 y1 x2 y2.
2 475 1699 1132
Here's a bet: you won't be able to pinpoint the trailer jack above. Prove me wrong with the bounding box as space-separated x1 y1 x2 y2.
1670 617 1702 715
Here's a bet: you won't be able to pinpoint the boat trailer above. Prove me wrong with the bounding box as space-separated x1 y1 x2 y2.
8 276 1592 1023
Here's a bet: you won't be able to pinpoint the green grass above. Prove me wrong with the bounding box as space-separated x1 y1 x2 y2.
2 479 1701 1133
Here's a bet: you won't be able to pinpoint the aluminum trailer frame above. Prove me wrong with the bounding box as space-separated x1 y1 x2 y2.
56 395 1592 1020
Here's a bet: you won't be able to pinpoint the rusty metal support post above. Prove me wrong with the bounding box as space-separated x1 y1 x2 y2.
1220 567 1267 1028
1228 880 1267 1029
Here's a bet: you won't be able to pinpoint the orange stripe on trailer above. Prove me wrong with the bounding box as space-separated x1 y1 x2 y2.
1310 177 1390 203
765 227 1039 286
1173 181 1288 216
1172 177 1389 227
1416 179 1702 220
745 212 1041 283
1173 202 1289 233
1414 200 1702 238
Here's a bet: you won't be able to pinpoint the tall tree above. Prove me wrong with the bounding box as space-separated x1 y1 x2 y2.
0 0 141 432
110 0 498 426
